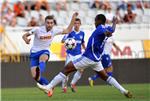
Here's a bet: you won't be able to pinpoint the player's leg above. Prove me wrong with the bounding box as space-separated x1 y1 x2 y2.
93 62 132 98
61 54 72 93
47 61 77 88
31 66 40 81
62 76 69 93
102 54 113 77
88 54 113 86
30 53 41 83
38 53 49 85
88 66 113 86
37 56 90 97
70 69 84 92
70 54 84 92
37 61 77 97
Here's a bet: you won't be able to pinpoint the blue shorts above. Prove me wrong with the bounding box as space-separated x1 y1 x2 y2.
101 54 112 68
30 50 50 68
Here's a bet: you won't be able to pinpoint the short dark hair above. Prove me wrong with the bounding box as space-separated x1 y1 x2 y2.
45 15 54 21
75 18 81 24
95 14 106 25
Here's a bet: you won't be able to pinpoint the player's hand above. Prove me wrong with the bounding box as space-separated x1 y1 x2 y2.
112 16 117 24
22 33 31 44
24 38 31 44
72 12 78 19
105 31 112 37
22 34 31 44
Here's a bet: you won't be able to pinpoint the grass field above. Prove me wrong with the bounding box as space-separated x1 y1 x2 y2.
1 84 150 101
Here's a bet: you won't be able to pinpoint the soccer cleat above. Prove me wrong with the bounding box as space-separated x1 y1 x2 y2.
47 89 53 97
37 83 49 94
62 87 67 93
88 77 94 87
37 83 53 97
70 84 76 92
124 91 133 98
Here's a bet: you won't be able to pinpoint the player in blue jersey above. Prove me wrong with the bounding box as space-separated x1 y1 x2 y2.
37 14 132 98
88 37 122 87
61 18 86 93
22 12 78 87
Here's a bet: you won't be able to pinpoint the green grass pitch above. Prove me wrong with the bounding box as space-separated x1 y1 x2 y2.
1 84 150 101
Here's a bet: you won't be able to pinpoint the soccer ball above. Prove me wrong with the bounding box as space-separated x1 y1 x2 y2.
64 38 76 50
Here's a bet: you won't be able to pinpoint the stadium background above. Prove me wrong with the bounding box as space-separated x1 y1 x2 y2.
0 0 150 101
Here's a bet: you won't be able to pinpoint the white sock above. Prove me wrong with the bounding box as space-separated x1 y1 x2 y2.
71 71 82 85
46 72 66 89
107 76 128 94
62 76 69 88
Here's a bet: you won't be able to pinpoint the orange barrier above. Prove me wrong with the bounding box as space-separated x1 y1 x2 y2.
143 40 150 58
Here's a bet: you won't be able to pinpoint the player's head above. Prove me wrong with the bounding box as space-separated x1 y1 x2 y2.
95 14 106 28
74 18 81 31
45 15 55 31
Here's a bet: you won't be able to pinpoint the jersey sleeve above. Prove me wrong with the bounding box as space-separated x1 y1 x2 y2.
97 25 106 35
28 27 38 35
106 26 114 33
53 27 63 36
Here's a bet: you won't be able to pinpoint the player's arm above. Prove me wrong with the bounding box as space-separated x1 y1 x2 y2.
62 12 78 34
61 34 68 43
111 16 117 32
61 39 65 43
22 32 32 44
61 36 65 43
56 12 78 35
82 43 86 50
104 17 117 37
113 42 121 53
22 28 36 44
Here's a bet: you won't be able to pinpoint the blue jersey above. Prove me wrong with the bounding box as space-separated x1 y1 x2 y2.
62 30 85 56
83 25 114 62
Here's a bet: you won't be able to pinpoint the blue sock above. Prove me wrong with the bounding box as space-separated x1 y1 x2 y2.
91 74 100 81
107 72 113 76
39 61 46 72
91 72 113 81
38 77 49 85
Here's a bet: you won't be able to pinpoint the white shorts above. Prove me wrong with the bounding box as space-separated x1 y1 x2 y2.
65 54 81 65
73 56 104 72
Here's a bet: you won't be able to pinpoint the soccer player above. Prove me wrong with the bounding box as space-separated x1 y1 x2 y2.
88 37 122 87
22 12 78 87
37 14 132 98
61 18 86 93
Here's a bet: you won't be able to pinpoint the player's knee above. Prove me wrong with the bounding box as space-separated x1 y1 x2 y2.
62 62 77 76
101 75 108 81
97 70 109 81
39 54 48 62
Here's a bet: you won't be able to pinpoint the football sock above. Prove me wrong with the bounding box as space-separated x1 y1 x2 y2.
71 71 82 85
91 74 99 81
47 72 66 89
39 61 46 72
38 77 49 85
62 76 69 88
107 76 127 94
91 72 112 81
107 72 113 76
